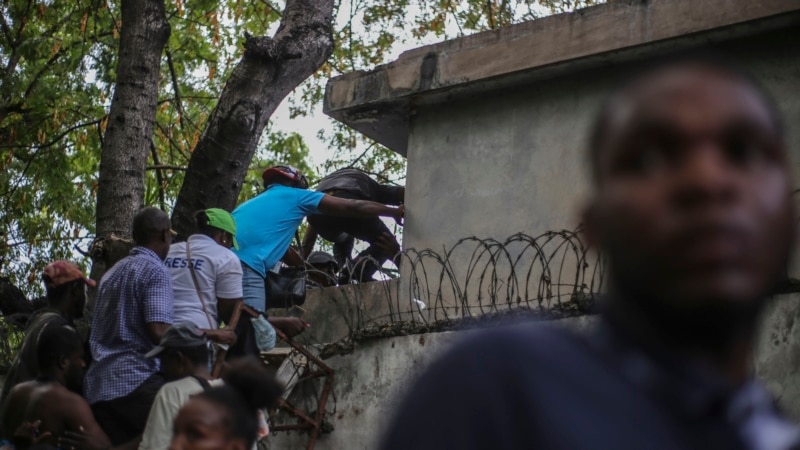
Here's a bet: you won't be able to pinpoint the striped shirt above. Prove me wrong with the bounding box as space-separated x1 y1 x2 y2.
85 247 174 404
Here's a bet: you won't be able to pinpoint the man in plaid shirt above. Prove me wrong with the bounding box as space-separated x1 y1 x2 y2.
84 207 175 446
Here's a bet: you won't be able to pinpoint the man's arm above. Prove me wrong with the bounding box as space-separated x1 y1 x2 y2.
201 328 237 345
217 298 240 325
145 322 170 344
268 317 310 338
62 392 113 450
281 246 305 268
1 385 25 439
301 224 318 259
317 195 404 225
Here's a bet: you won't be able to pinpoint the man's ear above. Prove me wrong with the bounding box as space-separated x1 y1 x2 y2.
58 355 70 370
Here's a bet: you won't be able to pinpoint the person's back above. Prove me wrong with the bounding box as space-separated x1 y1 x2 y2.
84 207 174 446
138 376 223 450
8 381 92 447
233 184 323 277
85 248 171 400
315 168 401 204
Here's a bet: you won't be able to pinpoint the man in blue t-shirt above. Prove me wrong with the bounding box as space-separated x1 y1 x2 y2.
233 165 404 312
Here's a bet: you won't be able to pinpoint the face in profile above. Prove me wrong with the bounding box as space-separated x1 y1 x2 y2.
72 282 87 319
170 398 247 450
65 348 87 393
587 64 794 308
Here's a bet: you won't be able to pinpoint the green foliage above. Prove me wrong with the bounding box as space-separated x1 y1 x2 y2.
0 318 25 374
0 0 602 296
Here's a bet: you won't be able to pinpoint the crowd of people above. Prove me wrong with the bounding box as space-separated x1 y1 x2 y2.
0 166 404 449
1 55 798 450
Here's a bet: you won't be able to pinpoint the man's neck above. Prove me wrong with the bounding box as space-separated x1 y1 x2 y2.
605 294 759 385
191 366 211 380
36 370 65 386
44 300 72 322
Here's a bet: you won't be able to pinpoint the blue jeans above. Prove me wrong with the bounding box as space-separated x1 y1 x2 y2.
241 262 267 312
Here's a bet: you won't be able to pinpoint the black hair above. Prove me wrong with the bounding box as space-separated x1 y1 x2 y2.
162 344 209 368
588 54 785 184
132 207 170 246
193 210 217 238
36 325 83 371
198 357 283 447
42 278 83 304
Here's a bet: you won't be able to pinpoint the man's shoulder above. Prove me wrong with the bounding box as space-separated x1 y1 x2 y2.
105 250 166 278
447 321 587 367
47 384 86 405
159 377 221 397
26 310 68 334
8 379 37 397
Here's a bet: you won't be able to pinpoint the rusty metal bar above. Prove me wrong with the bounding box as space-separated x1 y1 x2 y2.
270 328 336 450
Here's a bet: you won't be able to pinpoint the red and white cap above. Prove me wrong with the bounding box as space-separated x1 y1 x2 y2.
42 260 97 288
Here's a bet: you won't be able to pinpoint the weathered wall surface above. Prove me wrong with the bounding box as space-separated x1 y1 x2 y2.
269 293 800 449
404 27 800 265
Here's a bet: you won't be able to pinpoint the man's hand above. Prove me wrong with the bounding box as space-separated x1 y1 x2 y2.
13 420 51 449
268 317 310 338
374 232 401 263
58 427 94 450
203 328 237 346
392 205 405 226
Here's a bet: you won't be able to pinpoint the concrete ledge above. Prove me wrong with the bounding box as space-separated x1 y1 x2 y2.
324 0 800 155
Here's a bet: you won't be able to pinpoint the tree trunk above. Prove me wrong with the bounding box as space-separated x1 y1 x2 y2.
171 0 335 237
90 0 169 288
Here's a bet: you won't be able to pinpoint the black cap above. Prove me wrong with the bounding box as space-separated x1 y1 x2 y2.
308 251 339 270
145 322 207 358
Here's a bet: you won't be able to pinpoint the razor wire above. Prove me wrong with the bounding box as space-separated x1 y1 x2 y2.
299 228 604 342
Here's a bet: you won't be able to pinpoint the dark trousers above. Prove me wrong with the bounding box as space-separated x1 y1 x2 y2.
91 373 166 446
308 214 393 282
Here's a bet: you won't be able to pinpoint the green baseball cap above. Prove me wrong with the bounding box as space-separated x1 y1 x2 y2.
205 208 238 249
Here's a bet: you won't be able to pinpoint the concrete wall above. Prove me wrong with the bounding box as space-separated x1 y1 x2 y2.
404 27 800 265
269 293 800 449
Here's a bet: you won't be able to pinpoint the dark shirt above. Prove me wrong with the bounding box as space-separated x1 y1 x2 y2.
380 317 800 450
316 169 402 205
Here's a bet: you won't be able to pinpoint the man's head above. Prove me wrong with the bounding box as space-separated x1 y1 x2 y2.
196 208 238 250
36 325 86 392
132 207 173 260
583 58 793 322
41 261 96 319
262 165 309 189
307 251 339 288
146 322 209 380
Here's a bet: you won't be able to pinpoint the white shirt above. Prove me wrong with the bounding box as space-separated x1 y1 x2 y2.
138 377 224 450
139 376 269 450
165 234 243 329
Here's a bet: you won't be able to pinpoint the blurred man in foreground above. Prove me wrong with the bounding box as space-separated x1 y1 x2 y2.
381 58 800 449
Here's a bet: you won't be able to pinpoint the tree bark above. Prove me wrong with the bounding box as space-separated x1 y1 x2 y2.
170 0 335 237
90 0 169 282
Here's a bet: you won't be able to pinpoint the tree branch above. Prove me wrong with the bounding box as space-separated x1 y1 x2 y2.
149 141 167 211
146 164 187 171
